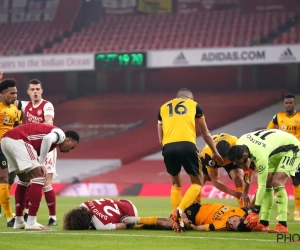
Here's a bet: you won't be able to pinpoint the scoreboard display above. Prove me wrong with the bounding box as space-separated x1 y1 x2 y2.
95 52 147 69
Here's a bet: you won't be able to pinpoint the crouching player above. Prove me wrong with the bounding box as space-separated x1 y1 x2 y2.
63 198 138 230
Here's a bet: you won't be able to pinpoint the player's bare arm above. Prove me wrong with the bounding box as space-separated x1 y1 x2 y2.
239 159 253 207
39 132 61 167
208 169 241 199
241 181 251 207
44 115 53 125
188 224 206 231
157 123 163 145
196 118 223 164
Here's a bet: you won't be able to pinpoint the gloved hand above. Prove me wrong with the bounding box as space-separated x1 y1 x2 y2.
244 212 259 229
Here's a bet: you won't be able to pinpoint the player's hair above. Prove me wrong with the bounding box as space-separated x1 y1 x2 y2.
63 206 92 230
236 218 251 232
227 145 248 161
216 140 231 158
27 79 42 89
284 93 295 99
0 78 17 93
65 130 80 143
176 88 193 98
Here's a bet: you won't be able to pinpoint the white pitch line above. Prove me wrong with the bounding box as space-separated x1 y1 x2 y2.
0 231 276 242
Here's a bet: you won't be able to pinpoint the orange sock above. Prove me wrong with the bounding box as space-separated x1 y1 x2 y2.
178 184 202 212
170 186 182 210
139 217 158 225
294 185 300 212
0 183 14 219
236 186 244 208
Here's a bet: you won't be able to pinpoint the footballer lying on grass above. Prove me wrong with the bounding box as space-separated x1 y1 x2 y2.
63 198 259 232
123 202 254 232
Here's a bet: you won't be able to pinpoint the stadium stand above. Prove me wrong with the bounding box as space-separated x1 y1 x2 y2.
273 22 300 44
0 0 82 55
1 0 299 55
44 10 296 53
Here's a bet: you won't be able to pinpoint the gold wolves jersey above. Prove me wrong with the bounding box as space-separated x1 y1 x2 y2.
17 99 23 125
158 98 204 146
186 202 247 231
267 111 300 140
201 133 238 168
0 99 19 139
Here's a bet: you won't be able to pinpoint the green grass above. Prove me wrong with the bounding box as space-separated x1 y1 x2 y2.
0 197 299 250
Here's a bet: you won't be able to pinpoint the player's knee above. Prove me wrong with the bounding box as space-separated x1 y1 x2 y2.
272 173 289 187
272 179 285 188
189 174 202 185
27 166 46 179
45 173 53 186
172 182 182 187
0 172 8 183
17 172 30 183
8 172 16 185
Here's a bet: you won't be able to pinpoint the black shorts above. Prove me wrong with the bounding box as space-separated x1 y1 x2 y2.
200 157 241 179
292 164 300 179
184 202 201 225
0 146 8 170
162 141 201 176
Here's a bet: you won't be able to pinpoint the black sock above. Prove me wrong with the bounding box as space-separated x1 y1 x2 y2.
260 220 269 226
279 221 287 227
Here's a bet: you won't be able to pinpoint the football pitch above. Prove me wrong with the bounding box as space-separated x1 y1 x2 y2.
0 196 299 250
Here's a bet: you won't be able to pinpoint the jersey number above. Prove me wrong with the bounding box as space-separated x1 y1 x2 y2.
282 156 295 166
167 101 187 117
253 130 276 140
45 158 53 166
94 199 121 216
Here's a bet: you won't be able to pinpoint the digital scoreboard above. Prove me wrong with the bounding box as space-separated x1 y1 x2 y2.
95 52 147 69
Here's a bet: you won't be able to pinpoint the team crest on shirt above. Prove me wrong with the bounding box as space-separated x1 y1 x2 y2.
294 120 298 125
2 161 6 166
222 206 229 212
37 109 42 116
208 160 216 167
4 117 9 123
281 125 287 130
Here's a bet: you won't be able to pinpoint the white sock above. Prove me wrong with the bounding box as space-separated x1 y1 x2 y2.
50 215 57 221
24 208 28 214
177 208 183 216
27 215 37 226
16 216 24 223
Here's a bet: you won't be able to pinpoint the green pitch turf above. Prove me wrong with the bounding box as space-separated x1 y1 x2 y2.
0 197 299 250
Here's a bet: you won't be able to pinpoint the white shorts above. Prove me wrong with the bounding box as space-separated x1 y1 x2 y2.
1 138 40 174
44 148 57 174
